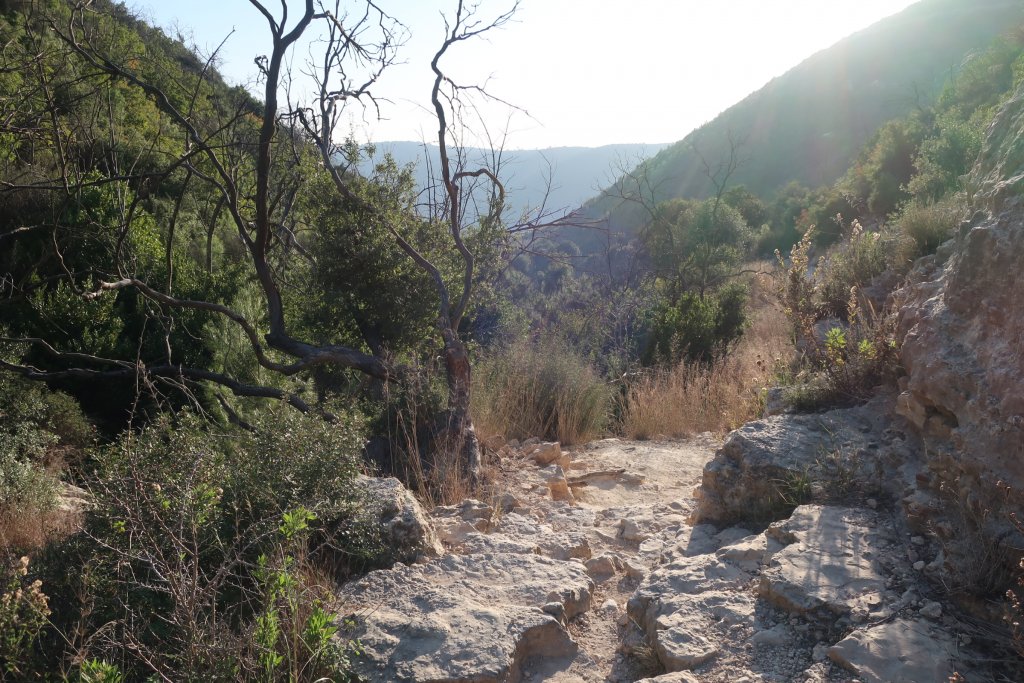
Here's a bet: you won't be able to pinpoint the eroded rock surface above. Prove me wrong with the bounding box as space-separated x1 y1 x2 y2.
341 426 1002 682
628 553 754 673
354 475 443 562
759 506 889 617
691 398 900 526
340 553 593 682
827 619 956 683
893 84 1024 596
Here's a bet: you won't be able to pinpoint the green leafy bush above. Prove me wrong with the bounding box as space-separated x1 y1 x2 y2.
815 218 889 318
77 659 125 683
777 225 899 411
58 406 378 681
0 372 93 548
893 198 963 261
782 290 899 411
0 433 58 519
642 282 748 366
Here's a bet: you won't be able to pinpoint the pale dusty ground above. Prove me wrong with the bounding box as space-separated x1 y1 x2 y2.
493 435 722 682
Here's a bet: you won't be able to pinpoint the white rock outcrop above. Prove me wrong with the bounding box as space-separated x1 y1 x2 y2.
355 476 443 562
340 552 593 682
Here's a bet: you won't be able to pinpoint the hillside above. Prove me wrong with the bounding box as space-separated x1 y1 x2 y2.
368 141 668 219
580 0 1024 242
3 1 1024 681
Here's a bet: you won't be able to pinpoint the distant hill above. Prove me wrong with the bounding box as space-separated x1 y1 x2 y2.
579 0 1024 244
367 141 668 220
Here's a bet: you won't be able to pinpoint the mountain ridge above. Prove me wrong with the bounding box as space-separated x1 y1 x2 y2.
578 0 1024 243
366 140 669 219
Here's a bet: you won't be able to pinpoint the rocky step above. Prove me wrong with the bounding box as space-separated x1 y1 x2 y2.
625 504 968 681
339 552 594 682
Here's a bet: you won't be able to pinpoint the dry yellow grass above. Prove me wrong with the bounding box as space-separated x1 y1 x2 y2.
471 338 611 447
0 504 82 551
620 265 794 439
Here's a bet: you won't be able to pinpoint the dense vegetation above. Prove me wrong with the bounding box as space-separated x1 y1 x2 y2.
1 0 1024 679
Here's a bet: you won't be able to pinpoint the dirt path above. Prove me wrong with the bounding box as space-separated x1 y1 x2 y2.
492 436 722 682
346 402 990 682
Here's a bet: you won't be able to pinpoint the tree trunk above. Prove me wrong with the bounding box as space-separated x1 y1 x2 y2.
441 329 481 481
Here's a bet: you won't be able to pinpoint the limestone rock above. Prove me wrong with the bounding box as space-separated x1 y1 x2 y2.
526 441 562 466
716 533 768 572
57 483 92 516
623 557 646 580
493 512 591 561
748 623 791 647
538 464 574 502
758 506 888 617
827 619 955 683
654 624 720 670
762 386 788 417
459 533 540 556
437 510 591 562
341 552 594 682
635 672 700 683
691 402 889 525
355 476 443 562
893 83 1024 581
584 554 617 579
919 600 942 619
628 554 752 672
619 518 648 543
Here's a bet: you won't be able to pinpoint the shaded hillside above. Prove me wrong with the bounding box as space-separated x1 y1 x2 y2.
370 141 667 219
581 0 1024 242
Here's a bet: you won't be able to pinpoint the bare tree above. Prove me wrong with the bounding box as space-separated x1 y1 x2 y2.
0 0 529 478
690 128 749 296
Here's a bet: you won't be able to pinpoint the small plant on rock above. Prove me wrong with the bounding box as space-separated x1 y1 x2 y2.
251 507 362 682
775 225 818 348
818 288 899 403
1006 507 1024 660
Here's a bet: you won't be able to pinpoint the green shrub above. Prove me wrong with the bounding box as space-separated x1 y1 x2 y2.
473 338 611 445
0 373 93 548
0 374 94 451
777 226 900 410
60 406 378 681
77 659 125 683
642 282 748 365
786 292 899 411
893 198 963 261
908 115 984 202
0 436 59 523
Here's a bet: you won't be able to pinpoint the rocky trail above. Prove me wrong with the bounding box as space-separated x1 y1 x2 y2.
331 70 1024 683
337 398 1011 683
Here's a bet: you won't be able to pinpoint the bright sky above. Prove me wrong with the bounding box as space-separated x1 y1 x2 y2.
128 0 920 149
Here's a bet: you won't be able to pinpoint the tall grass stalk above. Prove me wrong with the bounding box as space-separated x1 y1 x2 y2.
472 339 611 446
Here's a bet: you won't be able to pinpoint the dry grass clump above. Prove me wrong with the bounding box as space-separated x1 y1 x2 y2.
472 338 612 447
376 372 479 508
0 505 82 552
621 266 793 439
397 426 481 510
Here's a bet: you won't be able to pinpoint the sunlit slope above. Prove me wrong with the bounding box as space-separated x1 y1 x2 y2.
582 0 1022 237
